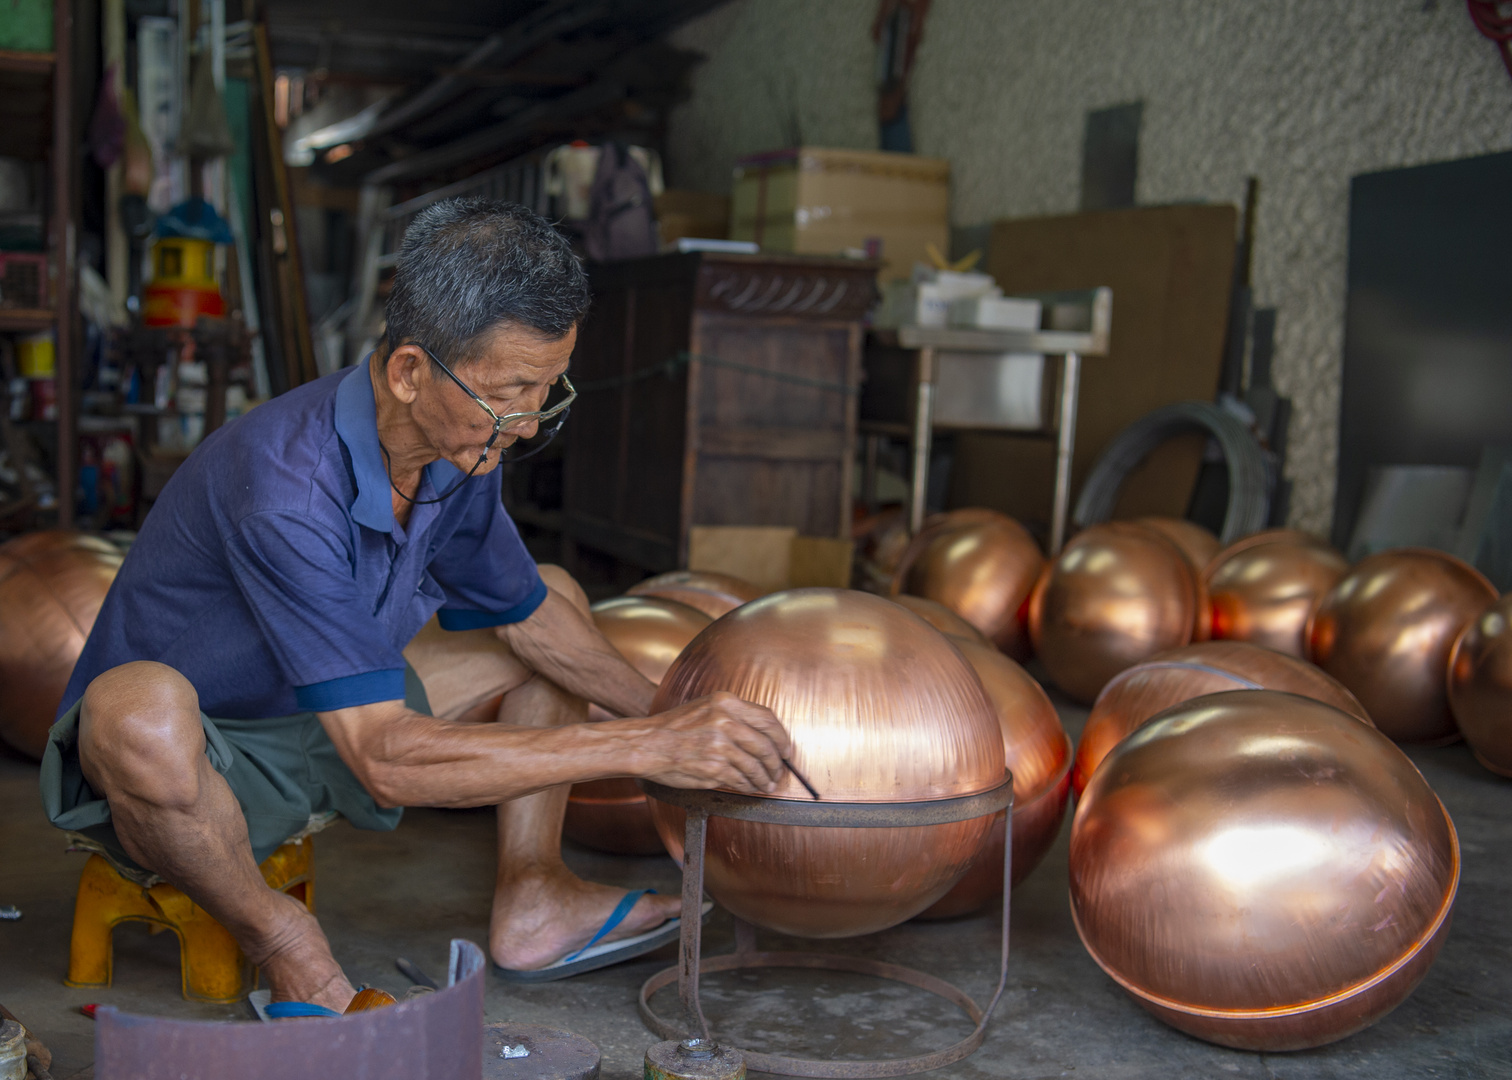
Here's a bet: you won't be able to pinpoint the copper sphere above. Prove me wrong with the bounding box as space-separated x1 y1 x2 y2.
647 589 1005 938
1072 689 1458 1051
0 532 122 759
1205 529 1349 657
889 595 989 645
918 639 1070 918
1133 517 1220 570
563 597 712 855
1448 594 1512 776
626 570 764 620
1308 549 1496 744
891 509 1044 660
1072 640 1371 798
1026 522 1204 704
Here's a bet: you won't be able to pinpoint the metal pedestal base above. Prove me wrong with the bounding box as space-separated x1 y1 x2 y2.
636 779 1015 1078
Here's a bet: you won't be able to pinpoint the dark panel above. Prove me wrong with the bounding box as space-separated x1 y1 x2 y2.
1334 150 1512 548
1081 102 1142 213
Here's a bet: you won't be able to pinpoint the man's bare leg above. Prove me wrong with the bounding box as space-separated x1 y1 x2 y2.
76 661 354 1011
485 671 679 970
405 565 679 970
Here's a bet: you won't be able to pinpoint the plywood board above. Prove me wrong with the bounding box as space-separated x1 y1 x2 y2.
951 205 1237 528
689 525 797 593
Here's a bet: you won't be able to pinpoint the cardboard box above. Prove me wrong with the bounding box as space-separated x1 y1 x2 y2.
688 525 854 593
655 190 731 248
730 148 949 282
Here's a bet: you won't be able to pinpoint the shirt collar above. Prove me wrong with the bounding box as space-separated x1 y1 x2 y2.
334 355 464 534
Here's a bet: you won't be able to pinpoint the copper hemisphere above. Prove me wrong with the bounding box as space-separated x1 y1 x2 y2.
563 596 713 855
626 570 765 620
646 589 1006 938
917 639 1071 919
0 534 122 759
1071 689 1459 1051
891 509 1044 660
1133 517 1221 572
1204 529 1349 658
1027 522 1204 704
1448 593 1512 776
1308 548 1496 744
1072 640 1371 798
889 595 990 645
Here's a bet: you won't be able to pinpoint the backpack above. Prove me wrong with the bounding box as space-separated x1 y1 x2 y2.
583 142 658 262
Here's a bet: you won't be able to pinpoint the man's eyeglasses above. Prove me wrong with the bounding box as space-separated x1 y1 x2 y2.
383 344 576 507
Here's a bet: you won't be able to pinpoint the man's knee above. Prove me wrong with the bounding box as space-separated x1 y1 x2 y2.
79 662 205 802
538 564 591 618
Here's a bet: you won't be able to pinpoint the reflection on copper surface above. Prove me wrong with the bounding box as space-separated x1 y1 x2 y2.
647 589 1004 937
918 639 1070 918
1027 523 1203 704
1308 549 1495 743
1134 517 1220 571
1072 640 1371 797
890 594 990 645
563 596 712 855
627 570 765 619
1071 690 1459 1051
0 533 122 759
891 509 1043 660
1448 593 1512 776
1204 529 1349 657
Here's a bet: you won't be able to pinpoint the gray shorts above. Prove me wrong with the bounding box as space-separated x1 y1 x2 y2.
38 666 431 875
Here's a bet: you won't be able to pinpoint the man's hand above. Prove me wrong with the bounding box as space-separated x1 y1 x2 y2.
615 691 791 795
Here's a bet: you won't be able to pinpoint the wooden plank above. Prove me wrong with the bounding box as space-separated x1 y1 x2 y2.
697 427 846 461
953 205 1237 528
564 511 677 572
789 536 854 588
688 525 796 593
0 48 55 74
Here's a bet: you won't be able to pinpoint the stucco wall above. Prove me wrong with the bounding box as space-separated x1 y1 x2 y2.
666 0 1512 534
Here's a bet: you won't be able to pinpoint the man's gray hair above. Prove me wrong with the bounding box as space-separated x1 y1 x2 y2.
384 198 589 366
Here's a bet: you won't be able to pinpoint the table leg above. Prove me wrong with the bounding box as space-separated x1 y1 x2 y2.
678 810 711 1040
1049 351 1082 555
910 348 936 534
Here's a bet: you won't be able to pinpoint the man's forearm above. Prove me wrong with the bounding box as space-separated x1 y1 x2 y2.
320 703 655 808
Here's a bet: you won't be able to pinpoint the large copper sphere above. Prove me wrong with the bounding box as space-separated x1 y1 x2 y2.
891 509 1043 659
1026 523 1204 704
1308 549 1496 744
647 589 1006 938
1072 640 1371 798
889 595 989 645
563 597 712 855
1448 594 1512 776
1205 529 1349 657
918 639 1070 919
626 570 764 620
0 531 122 759
1071 690 1458 1051
1133 517 1220 570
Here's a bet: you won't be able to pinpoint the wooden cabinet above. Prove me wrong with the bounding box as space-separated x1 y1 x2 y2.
562 251 877 573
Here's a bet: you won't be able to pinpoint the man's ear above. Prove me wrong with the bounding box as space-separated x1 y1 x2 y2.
385 344 427 405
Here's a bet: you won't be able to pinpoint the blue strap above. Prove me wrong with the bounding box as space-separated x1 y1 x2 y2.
561 889 657 964
265 1001 343 1019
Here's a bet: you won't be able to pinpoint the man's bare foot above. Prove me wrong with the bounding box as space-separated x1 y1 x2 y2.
490 869 682 970
249 892 356 1012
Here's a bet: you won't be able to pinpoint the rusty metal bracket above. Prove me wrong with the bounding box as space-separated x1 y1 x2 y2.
637 777 1015 1078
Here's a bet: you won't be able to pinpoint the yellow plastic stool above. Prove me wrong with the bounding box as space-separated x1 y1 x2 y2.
65 838 314 1003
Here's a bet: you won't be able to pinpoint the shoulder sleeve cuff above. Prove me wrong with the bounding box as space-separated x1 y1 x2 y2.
295 669 408 711
436 576 549 631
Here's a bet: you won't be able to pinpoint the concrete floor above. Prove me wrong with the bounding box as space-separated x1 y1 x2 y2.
3 688 1510 1080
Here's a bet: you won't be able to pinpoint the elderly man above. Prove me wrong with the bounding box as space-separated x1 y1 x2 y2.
40 199 789 1015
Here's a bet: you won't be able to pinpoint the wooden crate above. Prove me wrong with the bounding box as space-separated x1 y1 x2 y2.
562 251 877 574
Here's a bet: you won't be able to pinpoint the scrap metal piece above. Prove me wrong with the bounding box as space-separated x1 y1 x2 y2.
482 1023 599 1080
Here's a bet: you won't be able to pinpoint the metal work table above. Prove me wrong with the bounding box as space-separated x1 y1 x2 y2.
862 287 1112 553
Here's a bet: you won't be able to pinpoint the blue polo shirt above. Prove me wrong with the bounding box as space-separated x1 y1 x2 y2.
61 359 547 719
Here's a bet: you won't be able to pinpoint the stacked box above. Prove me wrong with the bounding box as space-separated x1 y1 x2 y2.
730 148 949 282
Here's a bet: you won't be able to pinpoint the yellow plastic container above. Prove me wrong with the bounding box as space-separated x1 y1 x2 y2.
16 331 54 378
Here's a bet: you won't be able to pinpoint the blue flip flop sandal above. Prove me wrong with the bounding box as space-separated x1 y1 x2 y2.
493 889 713 984
247 989 342 1021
